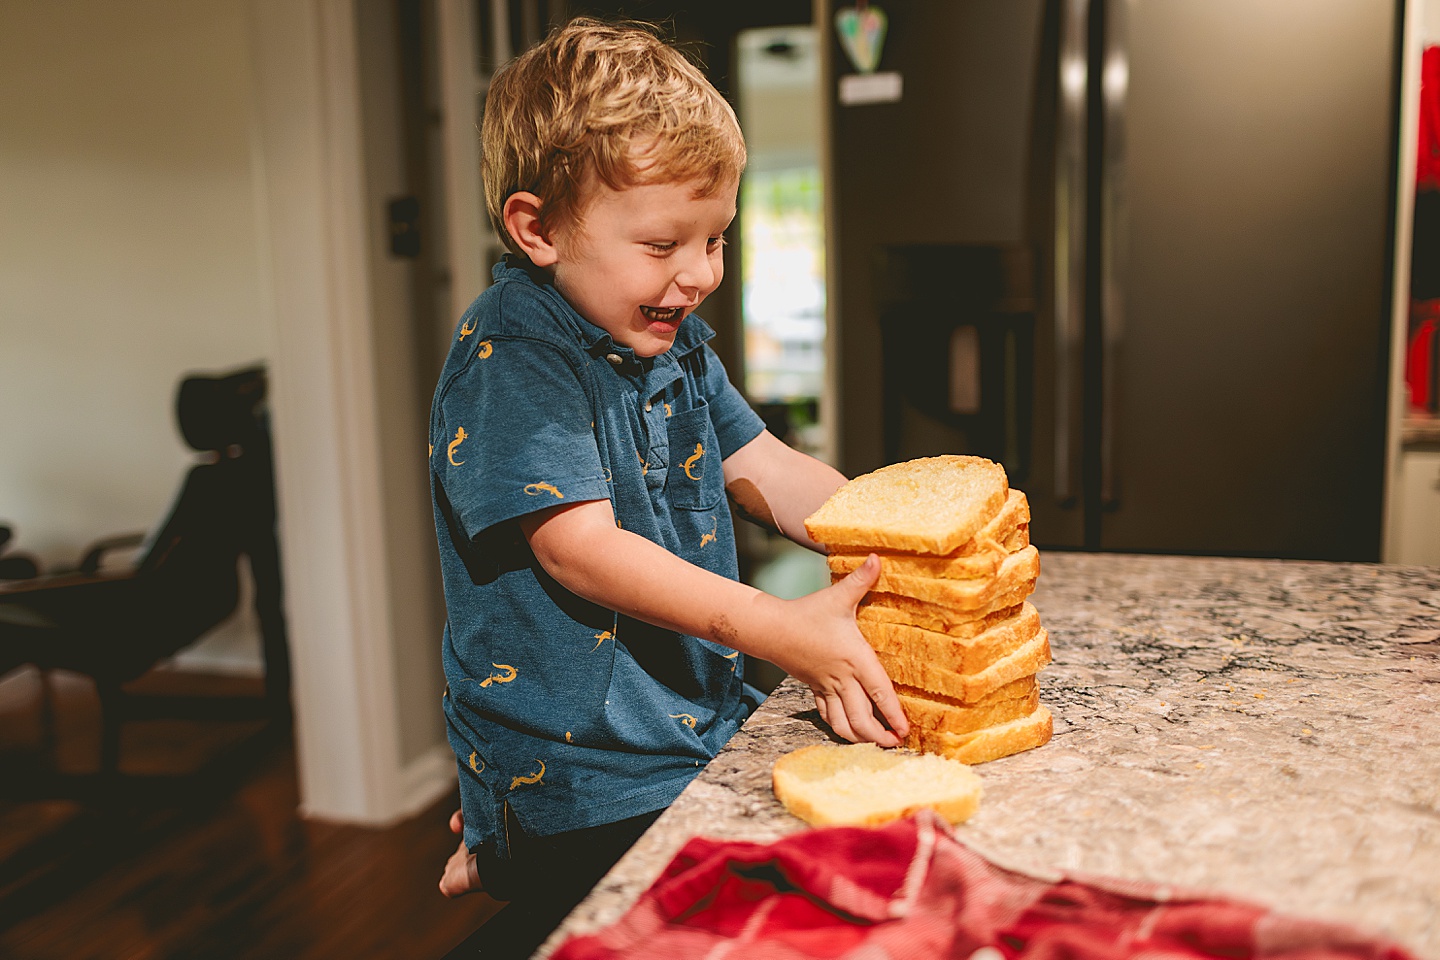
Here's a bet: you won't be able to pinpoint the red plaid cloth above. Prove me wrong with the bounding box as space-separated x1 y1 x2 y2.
1418 46 1439 188
552 811 1417 960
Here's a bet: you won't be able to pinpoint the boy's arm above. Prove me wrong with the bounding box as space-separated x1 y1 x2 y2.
722 429 847 552
518 499 908 746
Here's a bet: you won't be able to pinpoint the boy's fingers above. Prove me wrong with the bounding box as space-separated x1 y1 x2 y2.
829 553 880 608
448 809 464 834
839 681 899 746
822 691 856 742
869 685 909 743
862 665 909 739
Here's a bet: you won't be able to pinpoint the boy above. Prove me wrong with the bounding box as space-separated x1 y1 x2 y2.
431 16 906 954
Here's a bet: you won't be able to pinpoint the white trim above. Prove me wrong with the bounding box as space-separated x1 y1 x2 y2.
437 0 492 327
399 744 461 821
246 0 420 823
815 0 841 468
1383 0 1424 562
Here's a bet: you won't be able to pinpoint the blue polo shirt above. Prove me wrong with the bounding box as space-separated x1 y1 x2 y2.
430 257 766 856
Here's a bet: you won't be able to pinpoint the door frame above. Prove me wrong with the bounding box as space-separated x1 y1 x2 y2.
246 0 467 823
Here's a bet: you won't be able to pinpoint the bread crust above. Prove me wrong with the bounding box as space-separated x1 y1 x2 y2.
827 490 1031 580
859 602 1041 674
858 594 1031 637
904 704 1054 765
876 629 1051 702
897 675 1039 736
845 546 1039 607
804 455 1008 555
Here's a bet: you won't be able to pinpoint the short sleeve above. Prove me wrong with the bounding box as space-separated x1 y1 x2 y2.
694 344 766 459
435 336 610 540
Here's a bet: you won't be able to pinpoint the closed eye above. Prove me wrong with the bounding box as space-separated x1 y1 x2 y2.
707 235 727 250
643 241 677 252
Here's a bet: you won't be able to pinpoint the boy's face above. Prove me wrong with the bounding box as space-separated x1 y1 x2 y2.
548 177 737 358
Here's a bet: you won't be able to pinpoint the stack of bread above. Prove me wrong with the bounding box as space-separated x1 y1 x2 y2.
804 455 1053 764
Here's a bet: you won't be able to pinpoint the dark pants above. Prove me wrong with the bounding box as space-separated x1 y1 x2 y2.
443 806 664 960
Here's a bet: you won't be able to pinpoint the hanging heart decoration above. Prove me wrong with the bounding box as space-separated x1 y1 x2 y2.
835 4 888 75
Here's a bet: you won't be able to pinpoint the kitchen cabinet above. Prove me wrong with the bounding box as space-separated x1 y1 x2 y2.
1388 425 1440 565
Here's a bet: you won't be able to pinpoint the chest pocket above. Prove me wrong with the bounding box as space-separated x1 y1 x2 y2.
665 404 723 511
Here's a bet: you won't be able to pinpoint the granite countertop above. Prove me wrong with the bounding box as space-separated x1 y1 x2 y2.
539 553 1440 958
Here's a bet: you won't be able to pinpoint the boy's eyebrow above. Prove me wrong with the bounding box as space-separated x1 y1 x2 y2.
634 210 737 232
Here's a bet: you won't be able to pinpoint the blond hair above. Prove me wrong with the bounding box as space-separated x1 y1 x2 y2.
482 17 746 254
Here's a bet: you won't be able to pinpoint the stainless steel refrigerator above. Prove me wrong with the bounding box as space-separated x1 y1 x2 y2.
829 0 1402 561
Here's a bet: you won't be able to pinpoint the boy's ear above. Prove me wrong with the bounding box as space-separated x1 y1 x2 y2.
503 192 559 267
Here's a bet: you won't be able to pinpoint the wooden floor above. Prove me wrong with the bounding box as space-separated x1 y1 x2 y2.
0 666 502 960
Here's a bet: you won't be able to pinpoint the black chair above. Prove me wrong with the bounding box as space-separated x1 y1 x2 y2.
0 524 40 581
0 365 291 776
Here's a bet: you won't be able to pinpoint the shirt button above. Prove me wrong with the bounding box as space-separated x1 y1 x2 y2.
606 353 623 365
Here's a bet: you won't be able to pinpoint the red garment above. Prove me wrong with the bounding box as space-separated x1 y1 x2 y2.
552 811 1417 960
1408 304 1438 410
1419 46 1439 188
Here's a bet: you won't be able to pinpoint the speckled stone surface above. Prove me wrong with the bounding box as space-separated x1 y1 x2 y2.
540 553 1440 958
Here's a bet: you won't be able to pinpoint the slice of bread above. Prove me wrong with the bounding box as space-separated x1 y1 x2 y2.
858 594 1031 638
827 489 1032 580
897 675 1039 736
804 455 1009 555
875 628 1051 702
838 546 1040 608
859 602 1042 676
771 742 983 827
829 542 1006 581
904 704 1054 764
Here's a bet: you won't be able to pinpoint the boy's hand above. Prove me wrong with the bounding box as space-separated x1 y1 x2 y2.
774 555 909 747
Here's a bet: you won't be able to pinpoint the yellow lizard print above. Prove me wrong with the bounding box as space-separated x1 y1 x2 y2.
724 651 740 673
448 427 467 465
468 751 485 773
524 482 564 499
478 663 518 687
428 442 433 457
602 467 612 483
510 760 545 790
683 442 705 480
458 318 477 341
700 516 718 548
670 713 699 729
565 732 573 743
638 451 648 476
591 629 614 652
664 403 672 418
476 339 493 359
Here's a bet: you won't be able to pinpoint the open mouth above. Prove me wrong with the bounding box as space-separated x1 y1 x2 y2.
640 306 684 323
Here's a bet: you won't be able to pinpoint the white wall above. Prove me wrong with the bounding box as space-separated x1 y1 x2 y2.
0 0 457 822
0 0 274 669
0 0 272 561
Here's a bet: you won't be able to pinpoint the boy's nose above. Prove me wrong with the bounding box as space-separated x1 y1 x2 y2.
674 248 718 295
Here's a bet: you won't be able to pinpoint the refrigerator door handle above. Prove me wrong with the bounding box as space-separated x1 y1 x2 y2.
1054 0 1088 507
1099 0 1128 511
